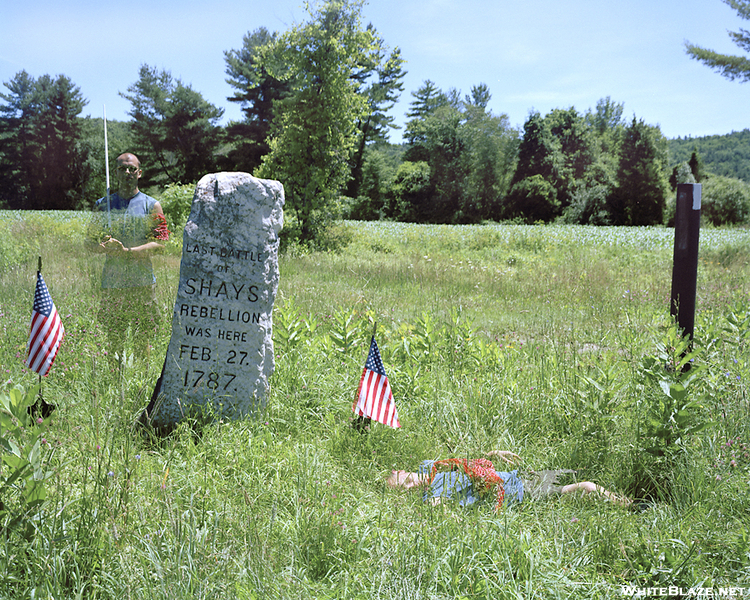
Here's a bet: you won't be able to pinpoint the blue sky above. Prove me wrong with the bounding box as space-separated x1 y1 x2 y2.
1 0 747 143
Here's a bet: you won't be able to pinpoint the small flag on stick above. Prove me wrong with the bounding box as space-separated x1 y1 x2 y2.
353 336 400 428
26 271 64 376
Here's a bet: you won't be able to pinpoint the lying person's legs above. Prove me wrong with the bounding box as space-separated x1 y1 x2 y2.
560 481 632 507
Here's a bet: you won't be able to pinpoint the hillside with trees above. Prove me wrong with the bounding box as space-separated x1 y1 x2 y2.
669 130 750 182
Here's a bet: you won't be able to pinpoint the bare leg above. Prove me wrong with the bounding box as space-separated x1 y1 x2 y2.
560 481 632 507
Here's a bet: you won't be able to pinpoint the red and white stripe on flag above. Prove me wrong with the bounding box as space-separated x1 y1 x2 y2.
25 272 64 376
353 337 401 428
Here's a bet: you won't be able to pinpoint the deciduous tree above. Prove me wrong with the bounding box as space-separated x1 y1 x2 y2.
255 0 378 247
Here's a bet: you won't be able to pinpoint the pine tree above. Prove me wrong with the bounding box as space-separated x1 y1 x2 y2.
609 118 668 226
224 28 291 172
686 0 750 82
0 71 87 209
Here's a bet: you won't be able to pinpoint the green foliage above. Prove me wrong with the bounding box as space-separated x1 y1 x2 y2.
507 111 557 192
347 146 396 220
121 64 225 187
385 160 431 222
0 70 88 210
701 175 750 225
0 384 52 539
609 118 669 226
404 79 450 130
462 100 519 221
400 81 518 223
223 27 290 173
274 298 306 357
561 183 612 225
685 0 750 82
255 0 379 248
346 40 406 199
405 105 468 222
630 322 715 501
506 107 597 222
505 174 560 223
639 328 711 455
0 213 40 273
157 182 195 235
329 307 364 354
669 130 750 182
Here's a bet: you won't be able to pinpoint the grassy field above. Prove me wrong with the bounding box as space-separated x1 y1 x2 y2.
1 211 749 598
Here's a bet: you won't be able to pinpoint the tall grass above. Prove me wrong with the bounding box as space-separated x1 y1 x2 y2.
1 211 749 598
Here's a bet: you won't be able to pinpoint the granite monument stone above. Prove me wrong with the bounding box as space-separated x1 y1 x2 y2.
147 172 284 428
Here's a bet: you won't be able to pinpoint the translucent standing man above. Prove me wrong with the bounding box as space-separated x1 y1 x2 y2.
86 153 169 369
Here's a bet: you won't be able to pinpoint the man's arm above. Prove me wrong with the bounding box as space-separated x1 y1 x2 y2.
93 201 168 256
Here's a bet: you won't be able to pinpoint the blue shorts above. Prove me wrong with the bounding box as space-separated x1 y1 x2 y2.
419 460 524 507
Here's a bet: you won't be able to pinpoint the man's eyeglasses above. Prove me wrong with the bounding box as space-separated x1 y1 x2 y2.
116 166 140 174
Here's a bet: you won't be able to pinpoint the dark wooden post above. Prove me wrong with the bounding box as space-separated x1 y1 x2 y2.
670 183 701 341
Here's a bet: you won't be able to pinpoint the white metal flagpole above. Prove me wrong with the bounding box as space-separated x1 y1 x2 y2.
103 104 111 229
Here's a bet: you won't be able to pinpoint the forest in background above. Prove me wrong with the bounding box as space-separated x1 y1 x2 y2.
1 0 748 247
669 130 750 182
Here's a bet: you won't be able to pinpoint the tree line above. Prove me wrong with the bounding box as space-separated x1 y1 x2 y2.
1 0 748 247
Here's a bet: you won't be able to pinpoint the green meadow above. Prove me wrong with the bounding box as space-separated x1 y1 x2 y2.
1 211 749 598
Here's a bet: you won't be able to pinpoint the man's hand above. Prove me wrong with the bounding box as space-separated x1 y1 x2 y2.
100 235 127 255
486 450 522 465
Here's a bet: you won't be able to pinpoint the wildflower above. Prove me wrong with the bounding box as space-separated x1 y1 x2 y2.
37 417 43 425
571 517 579 523
135 454 141 460
716 474 722 481
730 460 737 468
108 471 114 477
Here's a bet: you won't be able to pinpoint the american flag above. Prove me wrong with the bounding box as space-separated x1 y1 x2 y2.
25 272 64 376
353 336 400 428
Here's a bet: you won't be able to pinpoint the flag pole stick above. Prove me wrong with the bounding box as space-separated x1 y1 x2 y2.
36 256 43 408
104 104 111 229
353 320 378 434
26 255 59 419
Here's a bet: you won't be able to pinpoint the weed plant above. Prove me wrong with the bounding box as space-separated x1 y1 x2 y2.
0 212 749 598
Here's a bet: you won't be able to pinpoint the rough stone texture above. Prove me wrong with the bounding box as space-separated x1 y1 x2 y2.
149 173 284 427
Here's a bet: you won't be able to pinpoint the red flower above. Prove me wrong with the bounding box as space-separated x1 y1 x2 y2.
148 213 170 241
430 457 506 511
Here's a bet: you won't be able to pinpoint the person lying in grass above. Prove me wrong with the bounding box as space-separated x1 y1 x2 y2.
387 450 632 510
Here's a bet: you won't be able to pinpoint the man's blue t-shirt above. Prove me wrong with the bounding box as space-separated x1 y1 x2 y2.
418 460 524 507
93 192 158 288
